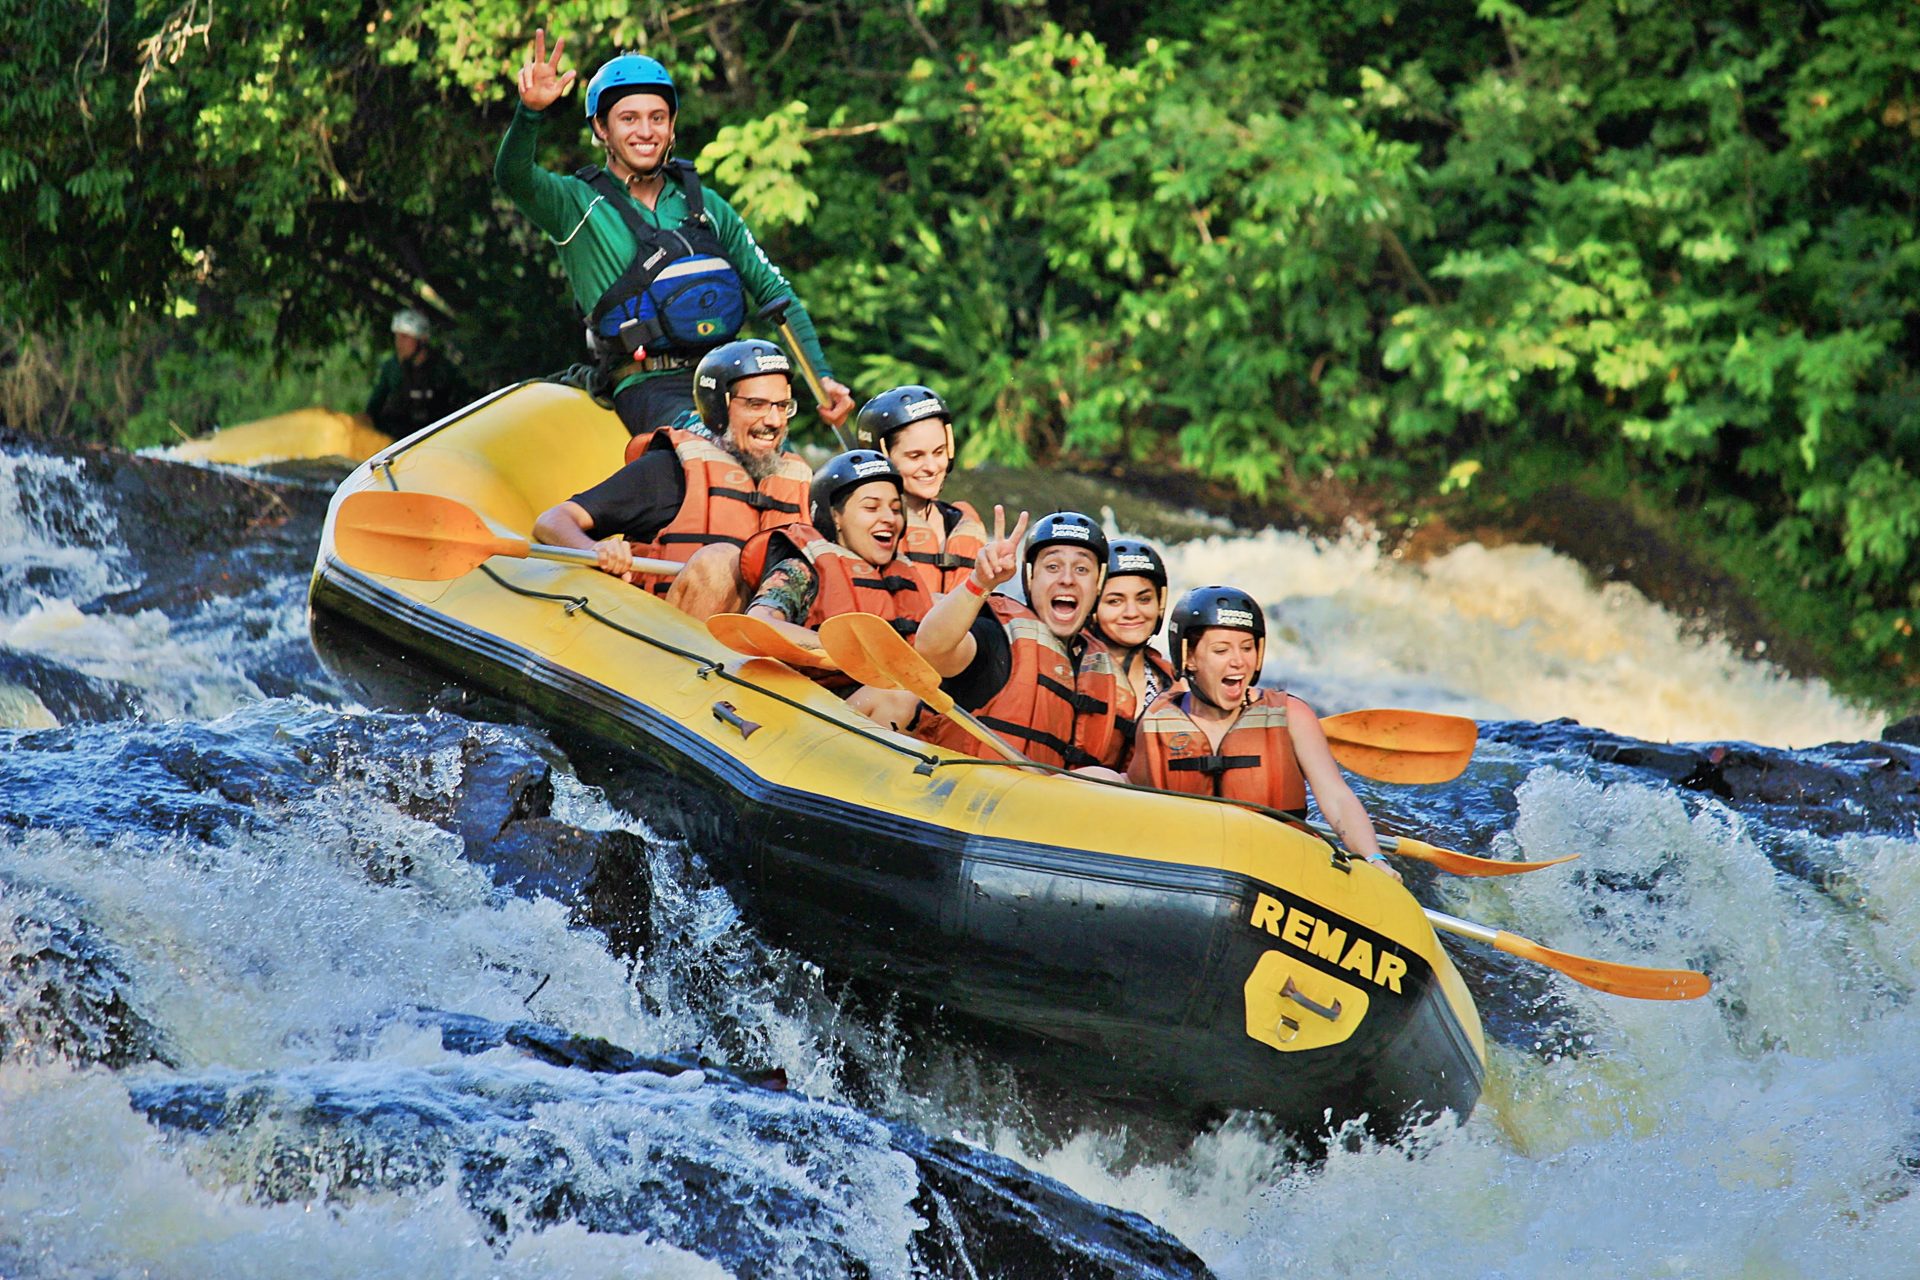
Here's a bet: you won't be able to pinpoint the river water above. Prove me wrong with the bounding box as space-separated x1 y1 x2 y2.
2 438 1915 1277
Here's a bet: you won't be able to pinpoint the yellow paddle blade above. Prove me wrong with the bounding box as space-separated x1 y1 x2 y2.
1321 708 1478 783
335 490 527 581
1425 909 1711 1000
817 615 901 690
707 614 837 670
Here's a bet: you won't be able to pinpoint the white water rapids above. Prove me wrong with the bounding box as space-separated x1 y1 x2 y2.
3 446 1915 1277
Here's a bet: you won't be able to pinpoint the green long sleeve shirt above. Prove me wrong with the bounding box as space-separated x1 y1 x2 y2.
493 103 834 395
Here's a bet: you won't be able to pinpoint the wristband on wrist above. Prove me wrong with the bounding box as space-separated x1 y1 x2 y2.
962 574 989 597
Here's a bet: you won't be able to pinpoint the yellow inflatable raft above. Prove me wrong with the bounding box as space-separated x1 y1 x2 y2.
307 381 1487 1132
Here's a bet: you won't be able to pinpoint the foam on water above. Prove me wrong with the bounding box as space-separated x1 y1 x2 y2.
1155 526 1884 748
5 441 1915 1274
0 450 131 615
0 728 930 1276
973 770 1920 1278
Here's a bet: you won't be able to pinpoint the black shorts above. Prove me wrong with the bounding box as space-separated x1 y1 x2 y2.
612 370 696 437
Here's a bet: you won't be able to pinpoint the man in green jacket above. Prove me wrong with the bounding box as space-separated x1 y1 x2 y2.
365 309 472 436
496 30 855 438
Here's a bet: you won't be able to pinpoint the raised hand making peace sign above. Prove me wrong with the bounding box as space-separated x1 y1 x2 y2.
967 505 1031 593
517 28 577 112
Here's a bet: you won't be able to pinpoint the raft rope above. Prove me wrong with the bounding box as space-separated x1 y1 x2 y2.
472 565 1348 863
361 448 1353 869
475 563 953 768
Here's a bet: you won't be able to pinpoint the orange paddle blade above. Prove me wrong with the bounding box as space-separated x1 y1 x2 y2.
1322 709 1478 783
1387 834 1578 877
1325 740 1475 784
335 490 528 580
1322 708 1478 754
707 614 837 670
1426 909 1711 1000
819 614 1029 763
817 615 899 690
818 614 955 709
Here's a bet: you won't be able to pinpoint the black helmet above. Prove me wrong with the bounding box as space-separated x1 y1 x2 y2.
1168 585 1266 673
810 449 903 541
1022 511 1109 598
855 384 952 452
1090 538 1170 642
693 340 792 432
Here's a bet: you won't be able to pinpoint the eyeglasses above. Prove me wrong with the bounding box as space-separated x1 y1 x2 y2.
730 395 799 419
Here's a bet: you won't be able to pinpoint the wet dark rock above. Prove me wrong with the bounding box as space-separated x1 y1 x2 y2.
1884 715 1920 747
0 887 172 1069
130 1014 1212 1279
474 817 654 958
0 646 143 725
1 431 339 703
1481 718 1920 839
1 704 655 968
428 1009 785 1091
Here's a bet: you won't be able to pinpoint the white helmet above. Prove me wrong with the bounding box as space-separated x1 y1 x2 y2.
391 309 432 339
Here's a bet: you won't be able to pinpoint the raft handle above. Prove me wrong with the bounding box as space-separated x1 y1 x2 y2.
1281 976 1342 1023
711 701 761 739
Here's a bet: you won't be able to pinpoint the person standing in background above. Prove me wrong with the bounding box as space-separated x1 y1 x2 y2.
365 309 472 436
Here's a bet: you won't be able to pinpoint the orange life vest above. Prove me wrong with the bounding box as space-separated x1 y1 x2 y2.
623 428 811 594
1131 687 1306 814
740 524 934 629
914 595 1134 769
739 524 933 692
900 500 987 595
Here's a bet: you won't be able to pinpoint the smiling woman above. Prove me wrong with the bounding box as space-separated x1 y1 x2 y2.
733 449 933 711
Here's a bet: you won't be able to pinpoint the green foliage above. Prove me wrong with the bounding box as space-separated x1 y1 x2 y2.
4 0 1919 696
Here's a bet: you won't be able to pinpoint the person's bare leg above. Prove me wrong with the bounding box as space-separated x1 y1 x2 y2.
665 544 745 620
848 687 920 731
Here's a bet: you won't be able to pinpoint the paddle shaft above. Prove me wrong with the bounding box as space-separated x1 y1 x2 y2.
1423 907 1710 1000
525 541 683 578
755 297 850 450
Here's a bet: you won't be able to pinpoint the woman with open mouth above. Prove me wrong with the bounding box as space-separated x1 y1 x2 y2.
739 450 934 722
1128 586 1397 879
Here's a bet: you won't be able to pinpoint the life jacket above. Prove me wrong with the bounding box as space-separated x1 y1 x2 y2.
625 428 811 594
914 595 1134 769
578 162 747 363
741 525 933 629
1133 687 1306 815
900 500 987 595
740 524 934 690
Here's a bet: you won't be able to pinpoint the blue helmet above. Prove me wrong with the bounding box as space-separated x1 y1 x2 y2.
585 54 677 119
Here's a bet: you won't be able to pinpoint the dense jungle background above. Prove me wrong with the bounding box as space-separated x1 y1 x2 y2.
3 0 1916 710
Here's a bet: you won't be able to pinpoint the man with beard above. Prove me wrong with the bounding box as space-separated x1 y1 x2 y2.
907 509 1134 774
532 339 812 619
497 31 854 436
